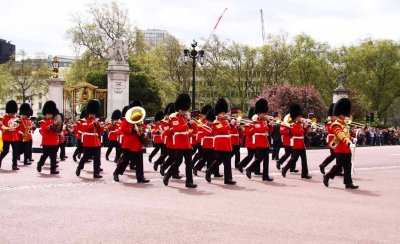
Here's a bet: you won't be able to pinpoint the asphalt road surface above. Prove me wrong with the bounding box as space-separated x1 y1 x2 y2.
1 145 399 244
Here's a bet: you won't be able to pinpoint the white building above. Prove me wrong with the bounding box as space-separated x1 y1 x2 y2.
141 29 176 48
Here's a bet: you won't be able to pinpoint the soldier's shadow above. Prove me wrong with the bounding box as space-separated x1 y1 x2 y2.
259 181 294 187
331 187 381 197
38 173 61 178
121 181 154 188
0 169 18 174
168 185 214 196
216 183 255 191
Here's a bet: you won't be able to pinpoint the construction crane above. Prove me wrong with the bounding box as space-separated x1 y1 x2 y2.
260 9 266 44
203 8 228 50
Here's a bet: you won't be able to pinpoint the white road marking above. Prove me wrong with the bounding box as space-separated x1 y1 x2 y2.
1 165 400 192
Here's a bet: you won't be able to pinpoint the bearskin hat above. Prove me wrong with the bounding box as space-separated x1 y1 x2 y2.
86 99 100 116
333 98 351 117
328 103 335 116
111 109 122 120
19 103 31 116
200 105 212 115
289 103 302 120
121 106 129 117
214 98 228 115
174 94 191 111
248 107 255 119
29 108 33 117
59 112 64 122
254 98 269 114
191 110 200 118
42 101 57 115
168 104 175 115
205 108 216 122
164 103 174 116
80 109 87 119
129 100 143 108
154 111 164 122
6 100 18 114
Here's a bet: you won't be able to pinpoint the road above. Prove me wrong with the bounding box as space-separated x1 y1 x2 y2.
0 145 399 243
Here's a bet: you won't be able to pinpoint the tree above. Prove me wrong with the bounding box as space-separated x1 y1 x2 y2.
253 84 326 119
67 1 136 58
0 50 51 103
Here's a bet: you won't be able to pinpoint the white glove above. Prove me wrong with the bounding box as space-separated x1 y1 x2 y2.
349 143 356 148
353 138 358 144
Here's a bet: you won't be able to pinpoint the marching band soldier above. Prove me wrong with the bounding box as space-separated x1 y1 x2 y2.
106 109 122 162
0 100 20 170
245 98 274 181
72 110 86 162
148 110 164 163
163 94 197 188
37 101 60 174
323 98 358 189
238 107 256 173
230 108 241 168
319 103 338 174
127 100 146 170
193 108 223 177
192 105 212 165
113 100 150 183
276 112 298 173
115 106 129 163
27 108 35 163
17 103 33 165
153 103 173 171
281 104 312 179
58 113 67 161
271 112 282 161
205 98 236 185
75 100 104 179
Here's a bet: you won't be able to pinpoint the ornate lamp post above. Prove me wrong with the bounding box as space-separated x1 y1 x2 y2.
183 40 205 110
51 56 61 78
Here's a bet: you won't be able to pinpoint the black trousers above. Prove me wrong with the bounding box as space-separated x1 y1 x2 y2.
149 143 162 161
248 147 270 178
114 149 144 179
320 149 336 167
59 143 66 158
38 145 58 171
231 145 240 167
192 144 203 164
238 148 255 168
283 149 309 176
166 149 193 184
154 144 167 166
0 141 18 168
115 142 122 162
106 140 119 158
326 153 353 185
161 148 176 172
28 140 33 160
209 151 233 182
277 146 296 171
20 141 30 163
73 140 83 158
194 148 219 173
77 147 101 175
272 141 282 159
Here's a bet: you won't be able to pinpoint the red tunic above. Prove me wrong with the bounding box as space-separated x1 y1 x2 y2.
1 115 19 142
212 119 232 152
244 123 255 149
151 122 163 144
290 122 308 150
17 118 33 142
108 122 120 141
74 120 82 141
230 121 240 146
120 119 142 152
331 119 352 154
39 119 59 146
170 114 192 150
280 125 292 147
80 118 104 147
200 124 214 149
250 119 273 148
326 121 335 145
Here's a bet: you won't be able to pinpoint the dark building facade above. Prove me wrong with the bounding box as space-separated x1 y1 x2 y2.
0 38 16 64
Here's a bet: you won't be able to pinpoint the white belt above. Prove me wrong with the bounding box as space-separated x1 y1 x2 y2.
118 135 123 144
231 134 239 137
214 135 231 139
173 132 189 145
81 132 98 143
290 136 304 146
201 136 215 147
252 133 269 144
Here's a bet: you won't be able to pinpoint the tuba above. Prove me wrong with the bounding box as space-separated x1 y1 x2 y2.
125 106 149 144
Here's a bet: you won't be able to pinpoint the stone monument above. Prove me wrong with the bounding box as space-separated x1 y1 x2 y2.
332 75 349 103
46 56 65 112
107 38 130 118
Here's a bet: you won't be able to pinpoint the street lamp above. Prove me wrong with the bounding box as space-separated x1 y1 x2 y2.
183 40 205 110
51 56 60 78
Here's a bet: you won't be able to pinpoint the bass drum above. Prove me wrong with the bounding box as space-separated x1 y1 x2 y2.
53 114 63 133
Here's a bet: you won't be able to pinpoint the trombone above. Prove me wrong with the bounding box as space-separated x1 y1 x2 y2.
345 115 366 129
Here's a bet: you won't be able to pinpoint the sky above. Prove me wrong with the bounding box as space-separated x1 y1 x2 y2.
1 0 399 57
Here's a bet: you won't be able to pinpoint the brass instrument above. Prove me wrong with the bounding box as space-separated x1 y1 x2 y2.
125 106 149 144
345 115 366 129
21 118 31 142
53 114 63 133
281 114 293 127
7 117 20 130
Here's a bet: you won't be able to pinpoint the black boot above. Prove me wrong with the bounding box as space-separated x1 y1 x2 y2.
93 174 103 179
75 168 81 177
319 165 325 174
205 170 211 183
281 167 288 178
185 182 197 188
323 175 329 187
113 173 119 182
224 180 236 185
301 174 312 179
345 183 359 189
137 178 150 183
246 169 251 179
